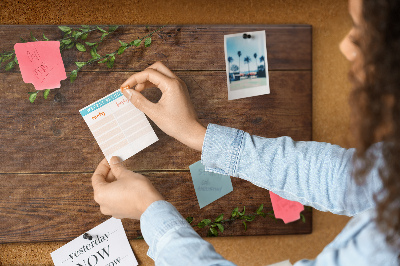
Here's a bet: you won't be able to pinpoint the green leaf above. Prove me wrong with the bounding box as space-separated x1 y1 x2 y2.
197 222 205 228
201 219 211 226
80 33 88 40
119 40 128 47
131 39 141 47
117 46 126 55
14 56 18 64
75 61 86 68
43 89 50 99
81 25 90 29
70 70 78 83
97 26 107 33
30 32 37 41
61 39 72 45
85 41 97 46
256 204 264 214
66 43 75 49
244 215 255 222
74 31 83 39
186 217 193 224
76 43 86 52
28 92 38 103
2 53 13 61
209 227 218 237
90 46 101 59
20 37 27 43
144 37 152 47
98 58 108 64
107 55 115 68
42 33 49 41
231 207 239 218
216 223 224 233
300 213 306 223
101 32 108 41
108 25 119 32
5 61 15 71
238 206 246 216
215 214 223 223
243 221 247 231
58 26 71 33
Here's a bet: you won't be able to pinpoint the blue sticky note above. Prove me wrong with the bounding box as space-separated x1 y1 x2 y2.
189 161 233 208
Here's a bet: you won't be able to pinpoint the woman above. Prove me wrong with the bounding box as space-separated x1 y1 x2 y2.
91 0 400 264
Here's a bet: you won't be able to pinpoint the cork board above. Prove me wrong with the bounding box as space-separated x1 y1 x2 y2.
0 0 353 265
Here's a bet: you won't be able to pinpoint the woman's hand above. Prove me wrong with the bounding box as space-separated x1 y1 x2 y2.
120 61 206 152
91 156 164 220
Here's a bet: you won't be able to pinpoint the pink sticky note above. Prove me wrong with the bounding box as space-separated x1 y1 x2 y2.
14 41 67 90
269 191 304 224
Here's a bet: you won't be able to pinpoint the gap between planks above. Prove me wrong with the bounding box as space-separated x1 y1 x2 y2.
0 169 191 175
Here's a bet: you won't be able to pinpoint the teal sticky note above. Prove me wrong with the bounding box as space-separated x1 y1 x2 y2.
189 161 233 209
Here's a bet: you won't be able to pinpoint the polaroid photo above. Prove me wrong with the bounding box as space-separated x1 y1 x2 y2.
224 30 270 100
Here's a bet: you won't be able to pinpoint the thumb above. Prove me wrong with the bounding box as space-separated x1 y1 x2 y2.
109 156 128 178
123 89 155 116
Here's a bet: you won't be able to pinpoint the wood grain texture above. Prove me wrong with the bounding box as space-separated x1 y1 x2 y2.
0 25 311 72
0 71 311 172
0 172 311 243
0 25 312 243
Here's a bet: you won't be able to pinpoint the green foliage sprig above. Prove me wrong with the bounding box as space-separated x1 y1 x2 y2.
186 204 312 237
0 25 165 103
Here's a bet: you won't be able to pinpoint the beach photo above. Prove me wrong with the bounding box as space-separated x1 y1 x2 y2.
224 30 270 100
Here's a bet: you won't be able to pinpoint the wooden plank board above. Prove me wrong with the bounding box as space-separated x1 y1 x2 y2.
0 71 311 173
0 25 311 72
0 25 312 243
0 172 312 243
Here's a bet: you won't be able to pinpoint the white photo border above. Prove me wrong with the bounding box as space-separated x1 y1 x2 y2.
224 30 270 100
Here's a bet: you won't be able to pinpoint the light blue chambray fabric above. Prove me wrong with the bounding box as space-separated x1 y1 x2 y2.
140 123 399 266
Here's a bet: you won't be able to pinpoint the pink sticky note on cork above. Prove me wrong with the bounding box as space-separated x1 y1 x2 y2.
269 191 304 224
14 41 67 90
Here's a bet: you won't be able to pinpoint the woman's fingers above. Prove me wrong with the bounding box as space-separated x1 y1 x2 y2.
146 61 178 79
120 68 174 94
92 158 110 188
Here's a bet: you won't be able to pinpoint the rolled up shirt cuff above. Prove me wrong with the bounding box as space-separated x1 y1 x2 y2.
201 123 245 177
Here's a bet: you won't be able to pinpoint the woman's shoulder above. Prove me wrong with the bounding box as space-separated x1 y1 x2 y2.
321 208 399 265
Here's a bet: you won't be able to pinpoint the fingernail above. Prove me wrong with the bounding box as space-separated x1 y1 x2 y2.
110 156 122 165
120 85 130 93
125 89 134 100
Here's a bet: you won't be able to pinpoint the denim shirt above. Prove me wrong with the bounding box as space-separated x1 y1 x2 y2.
140 124 399 265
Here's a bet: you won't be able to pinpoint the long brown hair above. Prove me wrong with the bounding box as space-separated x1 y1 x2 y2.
349 0 400 255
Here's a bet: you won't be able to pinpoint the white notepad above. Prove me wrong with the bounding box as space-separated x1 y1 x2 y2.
51 218 138 266
79 89 158 162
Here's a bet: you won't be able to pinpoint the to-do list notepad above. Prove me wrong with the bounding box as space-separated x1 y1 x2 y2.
79 89 158 162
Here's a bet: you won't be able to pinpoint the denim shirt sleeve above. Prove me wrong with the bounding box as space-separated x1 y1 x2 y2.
201 124 383 216
140 200 237 266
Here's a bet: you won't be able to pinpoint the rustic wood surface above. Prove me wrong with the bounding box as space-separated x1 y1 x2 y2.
0 25 312 243
0 172 312 243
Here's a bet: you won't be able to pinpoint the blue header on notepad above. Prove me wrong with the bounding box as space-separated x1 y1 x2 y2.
80 90 123 117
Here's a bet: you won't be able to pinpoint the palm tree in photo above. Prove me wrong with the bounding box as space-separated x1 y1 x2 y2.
259 55 266 77
253 53 258 74
244 56 251 78
228 56 234 73
237 51 242 77
260 55 265 68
